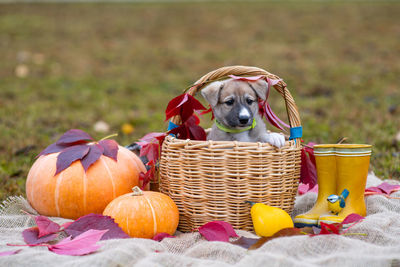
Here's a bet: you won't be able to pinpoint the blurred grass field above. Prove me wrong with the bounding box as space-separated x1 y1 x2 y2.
0 2 399 200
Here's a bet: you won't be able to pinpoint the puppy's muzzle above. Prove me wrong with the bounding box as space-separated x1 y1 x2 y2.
238 107 251 126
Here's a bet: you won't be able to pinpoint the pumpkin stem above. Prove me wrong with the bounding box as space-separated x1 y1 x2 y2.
99 133 118 141
132 186 143 196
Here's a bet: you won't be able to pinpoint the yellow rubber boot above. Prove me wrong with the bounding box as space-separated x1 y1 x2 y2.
294 145 337 227
318 144 372 226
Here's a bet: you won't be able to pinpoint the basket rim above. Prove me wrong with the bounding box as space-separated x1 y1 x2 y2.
163 134 300 149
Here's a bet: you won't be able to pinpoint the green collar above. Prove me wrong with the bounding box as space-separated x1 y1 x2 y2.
215 119 256 134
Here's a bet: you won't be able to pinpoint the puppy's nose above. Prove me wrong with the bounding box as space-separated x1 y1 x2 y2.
239 115 249 125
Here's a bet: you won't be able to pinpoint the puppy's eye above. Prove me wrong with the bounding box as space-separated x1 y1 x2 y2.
225 99 234 106
246 99 254 105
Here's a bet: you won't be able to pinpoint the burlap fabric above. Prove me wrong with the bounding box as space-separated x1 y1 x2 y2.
1 173 400 266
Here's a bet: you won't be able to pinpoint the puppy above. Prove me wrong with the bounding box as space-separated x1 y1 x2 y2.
201 78 285 148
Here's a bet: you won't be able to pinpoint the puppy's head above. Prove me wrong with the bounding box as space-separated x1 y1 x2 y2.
201 78 268 128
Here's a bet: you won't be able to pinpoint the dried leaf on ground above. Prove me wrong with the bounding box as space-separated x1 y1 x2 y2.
63 214 129 240
198 221 238 242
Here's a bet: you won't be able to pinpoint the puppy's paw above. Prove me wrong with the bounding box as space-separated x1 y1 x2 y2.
265 132 286 148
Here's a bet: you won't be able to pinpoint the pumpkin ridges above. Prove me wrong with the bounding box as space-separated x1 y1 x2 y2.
100 157 116 199
56 160 85 219
82 170 88 215
27 155 49 206
28 153 59 217
54 171 64 217
113 148 140 195
27 148 146 219
119 147 148 190
103 190 179 238
142 195 158 237
150 192 179 235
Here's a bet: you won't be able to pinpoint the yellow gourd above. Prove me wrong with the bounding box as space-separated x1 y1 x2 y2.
246 201 294 237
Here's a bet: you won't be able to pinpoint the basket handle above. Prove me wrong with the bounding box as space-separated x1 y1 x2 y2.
170 66 302 139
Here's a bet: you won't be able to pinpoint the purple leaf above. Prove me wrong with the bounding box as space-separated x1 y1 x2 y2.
0 249 22 256
98 140 119 161
152 233 176 241
198 221 238 242
342 213 365 225
48 229 107 256
34 216 61 238
36 143 68 158
56 129 93 145
231 236 259 249
55 145 90 175
22 227 58 245
80 144 104 172
61 222 73 229
64 214 129 240
377 182 400 195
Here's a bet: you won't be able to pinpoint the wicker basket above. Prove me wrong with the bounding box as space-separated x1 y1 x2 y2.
159 66 302 232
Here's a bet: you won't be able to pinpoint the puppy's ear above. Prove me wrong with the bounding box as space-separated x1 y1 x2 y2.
249 79 268 101
201 81 224 107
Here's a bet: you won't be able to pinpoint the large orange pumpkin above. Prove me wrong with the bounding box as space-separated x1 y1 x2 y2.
26 146 146 219
103 187 179 238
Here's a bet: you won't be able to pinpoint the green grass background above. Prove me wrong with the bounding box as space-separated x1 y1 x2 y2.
0 2 399 200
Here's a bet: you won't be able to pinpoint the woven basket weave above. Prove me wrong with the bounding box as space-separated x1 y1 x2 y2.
159 66 302 232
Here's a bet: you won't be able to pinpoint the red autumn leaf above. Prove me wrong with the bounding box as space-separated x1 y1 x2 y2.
168 115 207 141
80 144 104 172
48 229 107 256
139 132 167 146
261 101 289 130
365 187 382 194
63 214 129 240
165 93 207 123
199 105 215 120
342 213 365 225
298 183 318 195
139 162 156 190
300 147 317 189
248 228 303 250
55 145 90 175
56 129 93 145
139 142 159 163
152 232 176 241
98 139 119 161
318 222 342 235
22 227 58 245
198 221 238 242
34 215 61 238
365 182 400 196
304 143 316 165
0 249 22 256
378 182 400 194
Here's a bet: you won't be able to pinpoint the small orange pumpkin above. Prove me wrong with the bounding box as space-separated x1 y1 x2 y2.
103 187 179 238
26 146 146 219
